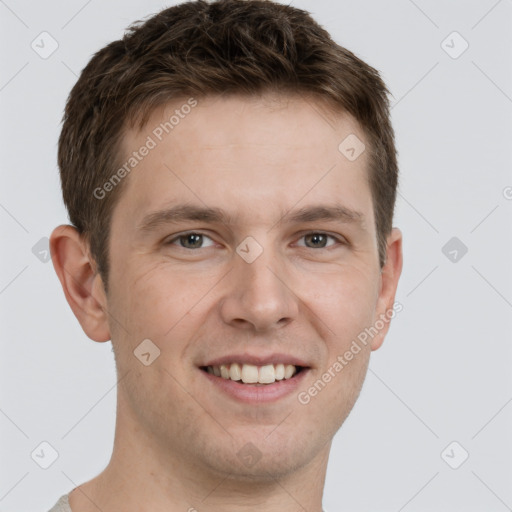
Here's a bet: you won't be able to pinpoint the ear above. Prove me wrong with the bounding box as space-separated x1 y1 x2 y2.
49 224 111 342
371 227 403 351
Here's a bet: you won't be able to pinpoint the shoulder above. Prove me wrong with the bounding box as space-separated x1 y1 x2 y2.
47 493 72 512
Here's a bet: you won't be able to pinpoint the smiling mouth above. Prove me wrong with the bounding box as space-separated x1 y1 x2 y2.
200 363 306 385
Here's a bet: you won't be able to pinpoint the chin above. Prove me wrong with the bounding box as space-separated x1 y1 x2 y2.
197 423 328 481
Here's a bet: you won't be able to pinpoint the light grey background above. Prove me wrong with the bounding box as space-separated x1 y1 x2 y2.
1 1 511 511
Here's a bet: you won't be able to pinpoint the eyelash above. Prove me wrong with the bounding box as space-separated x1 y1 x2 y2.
165 231 346 250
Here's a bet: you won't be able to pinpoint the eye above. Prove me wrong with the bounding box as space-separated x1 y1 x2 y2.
296 232 341 249
166 232 216 249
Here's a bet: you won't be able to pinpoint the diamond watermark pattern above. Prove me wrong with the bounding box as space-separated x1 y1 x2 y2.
134 338 161 366
441 31 469 59
441 441 469 469
442 237 468 263
31 441 59 469
338 134 366 161
31 31 59 59
32 236 51 263
236 236 263 264
237 442 262 468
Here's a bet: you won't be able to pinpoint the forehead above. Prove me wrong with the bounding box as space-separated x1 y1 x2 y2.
134 92 366 150
113 93 373 229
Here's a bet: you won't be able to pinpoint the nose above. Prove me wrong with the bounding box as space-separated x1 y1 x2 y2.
219 245 299 332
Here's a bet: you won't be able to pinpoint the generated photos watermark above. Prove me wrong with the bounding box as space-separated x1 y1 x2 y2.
297 301 403 405
93 97 198 200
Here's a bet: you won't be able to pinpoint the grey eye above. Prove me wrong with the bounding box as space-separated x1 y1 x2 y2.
168 232 216 249
297 233 337 249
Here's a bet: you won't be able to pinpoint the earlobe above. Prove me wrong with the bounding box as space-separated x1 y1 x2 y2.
371 228 403 351
49 225 111 342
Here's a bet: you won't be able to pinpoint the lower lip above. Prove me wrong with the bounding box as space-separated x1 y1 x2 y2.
199 368 309 404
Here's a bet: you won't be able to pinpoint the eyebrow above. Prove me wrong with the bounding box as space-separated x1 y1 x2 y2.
285 205 363 225
137 204 232 233
136 203 364 234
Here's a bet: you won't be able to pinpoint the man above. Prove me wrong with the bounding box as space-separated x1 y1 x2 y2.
48 0 402 510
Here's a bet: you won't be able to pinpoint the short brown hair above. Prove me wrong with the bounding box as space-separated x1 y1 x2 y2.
58 0 398 288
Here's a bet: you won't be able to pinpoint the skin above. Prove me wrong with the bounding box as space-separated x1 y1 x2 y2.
50 92 402 512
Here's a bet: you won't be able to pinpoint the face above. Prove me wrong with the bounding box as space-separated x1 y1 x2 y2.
98 93 401 479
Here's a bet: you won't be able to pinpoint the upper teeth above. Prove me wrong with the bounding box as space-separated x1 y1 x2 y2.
206 363 298 384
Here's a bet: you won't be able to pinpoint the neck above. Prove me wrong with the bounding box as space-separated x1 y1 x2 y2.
69 396 330 512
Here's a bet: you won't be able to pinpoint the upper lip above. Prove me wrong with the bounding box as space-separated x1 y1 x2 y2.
201 353 310 368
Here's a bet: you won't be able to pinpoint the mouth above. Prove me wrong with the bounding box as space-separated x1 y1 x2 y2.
198 360 310 403
200 363 306 385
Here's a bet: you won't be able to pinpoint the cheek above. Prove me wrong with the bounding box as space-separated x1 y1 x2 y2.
109 260 222 358
113 260 185 323
306 267 379 347
310 272 378 410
